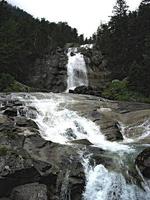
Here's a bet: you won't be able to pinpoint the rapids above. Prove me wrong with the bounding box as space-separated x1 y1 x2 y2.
14 92 150 200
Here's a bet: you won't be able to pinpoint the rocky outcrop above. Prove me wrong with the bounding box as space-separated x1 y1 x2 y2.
0 96 85 199
69 86 101 96
29 48 68 92
11 183 48 200
0 93 150 199
80 46 110 92
28 45 111 93
136 148 150 179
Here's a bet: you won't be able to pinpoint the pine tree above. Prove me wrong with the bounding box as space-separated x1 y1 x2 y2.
113 0 129 17
141 0 150 5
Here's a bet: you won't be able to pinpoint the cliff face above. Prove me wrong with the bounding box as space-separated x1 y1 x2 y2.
29 48 68 93
29 45 110 93
81 47 110 91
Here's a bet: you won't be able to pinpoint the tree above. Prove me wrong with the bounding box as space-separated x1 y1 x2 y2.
140 0 150 5
113 0 129 17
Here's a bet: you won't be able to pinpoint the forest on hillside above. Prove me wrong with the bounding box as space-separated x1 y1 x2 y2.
0 0 149 100
95 0 150 97
0 0 84 85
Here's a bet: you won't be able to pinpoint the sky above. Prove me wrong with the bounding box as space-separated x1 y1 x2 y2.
8 0 142 37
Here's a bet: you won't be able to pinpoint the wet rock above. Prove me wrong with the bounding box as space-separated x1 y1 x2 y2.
95 115 123 141
0 93 150 200
11 183 48 200
0 129 24 149
70 52 75 56
135 148 150 179
18 106 38 119
15 117 39 130
0 149 40 197
69 85 101 97
3 108 17 117
70 139 93 145
65 128 77 140
0 115 9 125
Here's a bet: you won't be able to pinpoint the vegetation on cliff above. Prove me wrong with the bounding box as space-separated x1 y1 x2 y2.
0 0 84 86
102 79 150 103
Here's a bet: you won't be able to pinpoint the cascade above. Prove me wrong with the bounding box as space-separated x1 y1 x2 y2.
66 47 88 91
14 93 150 199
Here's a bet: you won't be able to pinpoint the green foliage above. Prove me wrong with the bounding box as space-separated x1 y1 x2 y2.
102 80 129 101
5 131 17 140
102 80 150 103
113 0 129 16
0 146 8 156
4 81 31 92
0 1 84 84
0 73 31 92
0 73 15 91
95 0 150 97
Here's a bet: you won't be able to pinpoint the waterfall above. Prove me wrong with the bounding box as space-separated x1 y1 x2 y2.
22 93 130 152
66 47 88 91
15 93 150 200
82 161 150 200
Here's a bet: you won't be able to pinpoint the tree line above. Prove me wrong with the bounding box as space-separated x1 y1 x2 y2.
94 0 150 97
0 0 84 84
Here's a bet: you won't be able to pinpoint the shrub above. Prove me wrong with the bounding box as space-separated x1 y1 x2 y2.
102 79 150 103
0 146 9 156
0 73 15 91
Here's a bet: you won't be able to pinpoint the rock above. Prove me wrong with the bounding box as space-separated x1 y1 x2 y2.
29 49 68 92
18 106 38 119
11 183 48 200
0 93 150 200
70 86 101 97
3 108 17 117
135 148 150 179
70 139 93 145
81 47 110 92
15 117 39 130
0 115 9 125
23 135 85 199
70 52 75 56
0 149 40 197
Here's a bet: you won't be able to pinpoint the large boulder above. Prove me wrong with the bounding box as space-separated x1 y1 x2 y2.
11 183 48 200
0 148 40 197
69 86 101 97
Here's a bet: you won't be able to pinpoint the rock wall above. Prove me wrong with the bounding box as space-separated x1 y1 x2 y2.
29 48 68 93
29 45 110 93
80 46 110 92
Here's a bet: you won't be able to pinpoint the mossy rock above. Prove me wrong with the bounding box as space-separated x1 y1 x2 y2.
0 146 9 156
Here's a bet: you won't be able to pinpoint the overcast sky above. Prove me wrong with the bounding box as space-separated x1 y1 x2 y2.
8 0 142 37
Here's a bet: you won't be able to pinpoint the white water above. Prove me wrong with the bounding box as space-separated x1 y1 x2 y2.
82 158 150 200
15 93 150 200
25 94 131 152
66 47 88 91
119 120 150 143
80 44 93 49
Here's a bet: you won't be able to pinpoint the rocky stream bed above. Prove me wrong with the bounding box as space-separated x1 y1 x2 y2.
0 93 150 200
